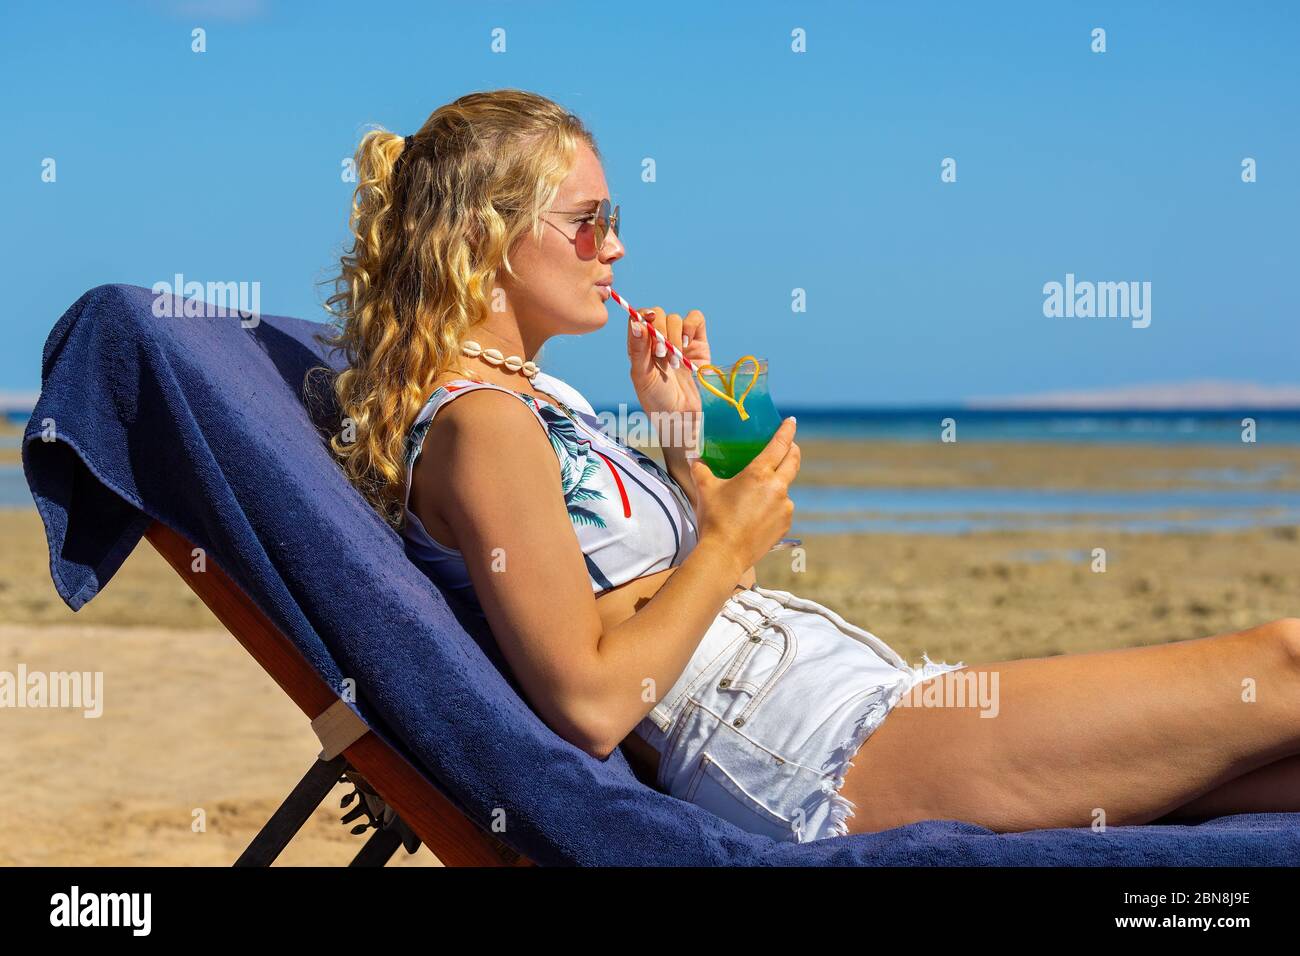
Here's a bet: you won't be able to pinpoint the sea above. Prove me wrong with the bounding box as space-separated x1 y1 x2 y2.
5 408 1300 533
767 407 1300 445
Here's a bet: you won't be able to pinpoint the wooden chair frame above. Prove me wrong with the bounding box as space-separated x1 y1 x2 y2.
143 520 534 867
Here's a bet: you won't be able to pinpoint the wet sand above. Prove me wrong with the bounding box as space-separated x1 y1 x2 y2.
794 437 1300 491
0 419 19 466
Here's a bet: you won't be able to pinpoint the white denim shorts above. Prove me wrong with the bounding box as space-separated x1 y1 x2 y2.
634 584 967 843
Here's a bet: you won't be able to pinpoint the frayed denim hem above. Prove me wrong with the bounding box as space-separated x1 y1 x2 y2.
795 686 896 842
797 655 968 842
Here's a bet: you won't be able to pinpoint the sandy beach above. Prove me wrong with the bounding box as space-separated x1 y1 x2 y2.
2 438 1297 864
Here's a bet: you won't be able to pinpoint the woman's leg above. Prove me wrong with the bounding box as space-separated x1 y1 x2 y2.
837 617 1300 834
1153 752 1300 822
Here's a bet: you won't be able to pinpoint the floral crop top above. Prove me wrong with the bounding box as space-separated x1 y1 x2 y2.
401 370 700 617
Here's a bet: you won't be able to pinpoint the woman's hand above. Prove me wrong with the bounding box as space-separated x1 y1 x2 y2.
687 416 800 574
626 306 711 435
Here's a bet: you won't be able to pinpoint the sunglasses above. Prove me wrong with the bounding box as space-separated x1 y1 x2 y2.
544 198 620 256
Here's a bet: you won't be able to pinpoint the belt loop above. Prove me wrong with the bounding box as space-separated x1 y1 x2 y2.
733 591 782 626
721 605 760 635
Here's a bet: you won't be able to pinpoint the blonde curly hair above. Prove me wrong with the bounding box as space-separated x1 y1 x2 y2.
313 89 599 529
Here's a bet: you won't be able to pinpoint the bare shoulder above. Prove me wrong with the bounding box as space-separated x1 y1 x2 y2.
423 386 548 454
414 387 555 501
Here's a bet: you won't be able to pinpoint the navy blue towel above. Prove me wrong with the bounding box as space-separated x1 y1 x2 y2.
21 284 1300 864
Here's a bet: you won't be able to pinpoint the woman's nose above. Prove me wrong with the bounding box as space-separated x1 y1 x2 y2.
600 229 625 263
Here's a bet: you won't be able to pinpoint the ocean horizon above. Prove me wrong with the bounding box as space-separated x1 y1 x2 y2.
8 406 1300 444
598 407 1300 445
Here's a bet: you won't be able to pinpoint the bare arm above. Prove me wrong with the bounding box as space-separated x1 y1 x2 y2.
416 392 750 760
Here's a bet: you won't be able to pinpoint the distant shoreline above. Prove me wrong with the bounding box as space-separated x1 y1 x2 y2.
6 406 1300 448
638 407 1300 447
9 405 1300 428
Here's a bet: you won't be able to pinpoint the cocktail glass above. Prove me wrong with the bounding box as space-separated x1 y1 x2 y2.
694 357 801 552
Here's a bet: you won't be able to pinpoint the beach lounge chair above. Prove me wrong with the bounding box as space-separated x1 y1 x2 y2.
21 283 1300 865
144 519 527 866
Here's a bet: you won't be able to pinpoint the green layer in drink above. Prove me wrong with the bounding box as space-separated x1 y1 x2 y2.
699 438 770 478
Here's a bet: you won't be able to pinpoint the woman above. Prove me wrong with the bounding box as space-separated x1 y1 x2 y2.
321 89 1300 843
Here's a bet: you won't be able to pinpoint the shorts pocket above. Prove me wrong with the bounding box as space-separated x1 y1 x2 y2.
648 620 752 732
712 618 797 729
716 632 778 695
683 751 797 842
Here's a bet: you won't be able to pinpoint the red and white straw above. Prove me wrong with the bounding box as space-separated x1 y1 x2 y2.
607 288 698 373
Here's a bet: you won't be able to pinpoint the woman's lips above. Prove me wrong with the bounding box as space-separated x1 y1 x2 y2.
595 284 612 301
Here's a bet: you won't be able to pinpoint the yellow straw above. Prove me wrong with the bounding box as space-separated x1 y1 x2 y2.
695 356 760 422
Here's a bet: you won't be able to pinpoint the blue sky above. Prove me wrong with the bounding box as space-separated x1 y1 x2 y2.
3 0 1296 408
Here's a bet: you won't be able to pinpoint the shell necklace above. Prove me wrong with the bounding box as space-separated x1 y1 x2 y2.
456 339 578 422
459 339 540 379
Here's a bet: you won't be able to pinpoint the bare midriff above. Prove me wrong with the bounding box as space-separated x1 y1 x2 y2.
412 371 758 791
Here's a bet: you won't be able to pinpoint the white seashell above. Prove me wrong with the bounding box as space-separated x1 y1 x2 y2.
459 338 541 378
